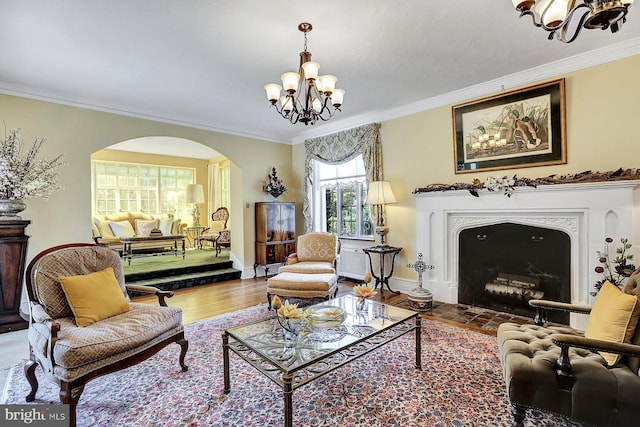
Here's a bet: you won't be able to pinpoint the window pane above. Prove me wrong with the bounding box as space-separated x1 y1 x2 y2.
92 160 195 222
340 183 357 237
324 187 337 234
95 188 116 215
360 183 374 236
314 155 373 240
119 189 138 212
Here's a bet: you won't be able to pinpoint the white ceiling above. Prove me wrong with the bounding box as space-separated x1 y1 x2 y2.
1 1 640 158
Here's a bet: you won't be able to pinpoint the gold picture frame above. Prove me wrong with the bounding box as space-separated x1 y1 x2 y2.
453 79 566 174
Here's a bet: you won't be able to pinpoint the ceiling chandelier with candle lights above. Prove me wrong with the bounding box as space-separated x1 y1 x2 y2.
512 0 634 43
264 23 345 126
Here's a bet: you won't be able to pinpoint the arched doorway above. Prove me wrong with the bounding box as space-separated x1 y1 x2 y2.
91 136 229 230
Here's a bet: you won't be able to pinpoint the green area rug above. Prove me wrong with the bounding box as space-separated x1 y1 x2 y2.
122 247 230 275
2 305 585 426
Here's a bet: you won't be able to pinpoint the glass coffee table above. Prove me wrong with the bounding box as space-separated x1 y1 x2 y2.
222 294 421 427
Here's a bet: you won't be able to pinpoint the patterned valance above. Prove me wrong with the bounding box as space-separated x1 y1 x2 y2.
303 123 382 232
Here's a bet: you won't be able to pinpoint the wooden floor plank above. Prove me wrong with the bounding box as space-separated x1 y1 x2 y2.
131 277 526 335
130 277 403 324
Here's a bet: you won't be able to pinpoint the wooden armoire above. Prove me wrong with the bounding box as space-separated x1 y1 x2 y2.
254 202 295 278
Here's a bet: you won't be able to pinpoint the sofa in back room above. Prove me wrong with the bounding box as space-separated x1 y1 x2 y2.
92 212 186 252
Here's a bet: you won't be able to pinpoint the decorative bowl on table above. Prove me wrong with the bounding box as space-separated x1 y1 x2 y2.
305 305 346 329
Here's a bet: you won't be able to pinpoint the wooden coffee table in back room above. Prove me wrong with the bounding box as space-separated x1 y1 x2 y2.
222 294 421 427
119 234 186 265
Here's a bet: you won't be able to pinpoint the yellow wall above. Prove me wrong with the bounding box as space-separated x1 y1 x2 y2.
5 54 639 280
293 54 640 281
0 93 293 272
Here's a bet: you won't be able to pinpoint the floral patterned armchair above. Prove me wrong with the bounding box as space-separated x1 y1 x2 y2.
198 207 230 256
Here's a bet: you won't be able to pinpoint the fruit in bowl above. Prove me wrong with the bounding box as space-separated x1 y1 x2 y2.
305 305 346 329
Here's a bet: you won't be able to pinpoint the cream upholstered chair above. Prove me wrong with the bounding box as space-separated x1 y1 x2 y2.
198 207 230 255
267 232 340 307
278 232 340 275
498 269 640 427
23 243 188 427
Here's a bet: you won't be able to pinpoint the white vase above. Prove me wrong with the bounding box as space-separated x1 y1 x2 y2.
0 199 26 220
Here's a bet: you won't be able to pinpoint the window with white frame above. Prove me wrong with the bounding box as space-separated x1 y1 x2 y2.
92 160 195 224
313 155 374 239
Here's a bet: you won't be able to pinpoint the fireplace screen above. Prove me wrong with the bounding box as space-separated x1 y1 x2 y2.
458 223 570 324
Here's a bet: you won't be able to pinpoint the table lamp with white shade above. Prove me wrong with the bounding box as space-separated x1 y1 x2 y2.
365 181 397 246
185 183 205 226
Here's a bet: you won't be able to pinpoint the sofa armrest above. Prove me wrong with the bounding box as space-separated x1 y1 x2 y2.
126 284 174 307
551 333 640 358
176 222 187 235
550 333 640 375
529 299 592 326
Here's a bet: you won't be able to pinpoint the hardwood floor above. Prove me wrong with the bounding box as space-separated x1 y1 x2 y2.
131 277 531 334
131 277 403 324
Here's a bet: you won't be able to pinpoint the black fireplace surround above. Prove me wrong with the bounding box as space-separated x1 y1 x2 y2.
458 223 570 324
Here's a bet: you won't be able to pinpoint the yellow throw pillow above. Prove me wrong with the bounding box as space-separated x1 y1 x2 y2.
585 281 640 366
59 267 131 327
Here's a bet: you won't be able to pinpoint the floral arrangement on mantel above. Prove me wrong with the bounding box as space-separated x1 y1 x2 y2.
263 167 287 198
413 168 640 198
0 128 65 200
592 237 635 296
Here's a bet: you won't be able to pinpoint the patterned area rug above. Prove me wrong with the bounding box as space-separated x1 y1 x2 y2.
2 305 584 426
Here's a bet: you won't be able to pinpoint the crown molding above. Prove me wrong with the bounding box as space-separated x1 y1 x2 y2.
0 83 288 145
1 36 638 147
292 37 640 144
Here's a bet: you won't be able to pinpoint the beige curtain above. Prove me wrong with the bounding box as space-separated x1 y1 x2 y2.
207 162 220 227
303 123 382 232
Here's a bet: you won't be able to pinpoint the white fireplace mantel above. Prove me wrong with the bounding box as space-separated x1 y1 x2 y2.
415 180 640 328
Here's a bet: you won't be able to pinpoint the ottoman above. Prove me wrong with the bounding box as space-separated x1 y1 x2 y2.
267 272 338 307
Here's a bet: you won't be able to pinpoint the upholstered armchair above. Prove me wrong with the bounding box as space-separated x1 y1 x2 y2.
497 269 640 427
198 207 230 255
23 243 189 427
267 232 340 307
278 232 340 275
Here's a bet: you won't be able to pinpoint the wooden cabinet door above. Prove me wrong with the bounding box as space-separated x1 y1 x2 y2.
255 202 296 269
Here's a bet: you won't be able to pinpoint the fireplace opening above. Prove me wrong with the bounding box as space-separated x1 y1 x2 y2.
458 223 570 324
